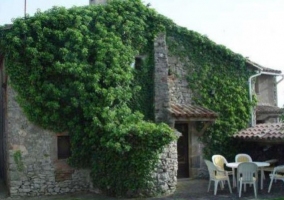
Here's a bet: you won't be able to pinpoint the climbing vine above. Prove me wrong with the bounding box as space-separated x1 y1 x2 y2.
13 150 24 172
0 0 256 196
0 0 175 196
166 27 256 160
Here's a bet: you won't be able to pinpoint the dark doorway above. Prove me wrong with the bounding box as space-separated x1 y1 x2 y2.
175 123 189 178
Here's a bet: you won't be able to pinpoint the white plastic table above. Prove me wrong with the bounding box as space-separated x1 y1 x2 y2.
226 162 270 190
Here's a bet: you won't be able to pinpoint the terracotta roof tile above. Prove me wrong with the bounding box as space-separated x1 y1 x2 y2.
233 123 284 140
168 103 218 119
256 105 284 114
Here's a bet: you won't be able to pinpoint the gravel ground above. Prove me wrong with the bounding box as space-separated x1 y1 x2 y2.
0 177 283 200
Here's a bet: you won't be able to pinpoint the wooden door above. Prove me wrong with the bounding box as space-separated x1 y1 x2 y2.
175 123 189 178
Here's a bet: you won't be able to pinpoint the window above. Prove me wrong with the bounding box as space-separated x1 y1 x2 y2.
134 56 143 70
57 136 71 159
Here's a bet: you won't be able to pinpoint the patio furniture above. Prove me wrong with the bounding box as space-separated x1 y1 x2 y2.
212 154 236 187
262 159 278 179
235 153 252 163
226 161 269 189
235 154 266 181
237 162 258 198
268 165 284 193
204 160 232 195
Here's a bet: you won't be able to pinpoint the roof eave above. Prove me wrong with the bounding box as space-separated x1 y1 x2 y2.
234 137 284 144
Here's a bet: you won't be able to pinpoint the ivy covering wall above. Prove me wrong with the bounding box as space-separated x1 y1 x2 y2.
0 0 176 197
166 27 255 159
0 0 255 196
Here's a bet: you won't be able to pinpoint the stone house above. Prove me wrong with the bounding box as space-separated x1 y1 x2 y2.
246 59 283 126
153 33 218 180
0 0 218 197
233 61 284 163
153 33 283 180
0 25 218 200
0 0 283 198
233 60 284 141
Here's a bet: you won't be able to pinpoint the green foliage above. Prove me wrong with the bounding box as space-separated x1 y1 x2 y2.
0 0 176 196
91 122 174 197
166 27 255 160
13 150 24 171
0 0 256 195
129 54 155 121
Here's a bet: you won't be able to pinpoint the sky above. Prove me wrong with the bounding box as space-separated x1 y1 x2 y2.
1 0 284 107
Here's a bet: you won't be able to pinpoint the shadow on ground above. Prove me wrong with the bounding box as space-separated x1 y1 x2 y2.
159 178 284 200
0 176 283 200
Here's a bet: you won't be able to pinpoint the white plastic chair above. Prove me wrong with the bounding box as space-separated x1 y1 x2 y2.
235 154 269 182
268 165 284 193
237 162 258 198
235 153 252 163
212 155 236 187
204 160 232 195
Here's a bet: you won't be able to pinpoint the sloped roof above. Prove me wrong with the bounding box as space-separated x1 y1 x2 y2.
246 59 282 74
233 123 284 141
256 105 284 114
168 103 218 121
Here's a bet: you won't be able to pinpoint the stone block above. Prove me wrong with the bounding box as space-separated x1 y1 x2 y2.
9 171 22 181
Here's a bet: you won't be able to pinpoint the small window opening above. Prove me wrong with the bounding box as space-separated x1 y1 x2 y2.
134 57 143 70
57 136 71 159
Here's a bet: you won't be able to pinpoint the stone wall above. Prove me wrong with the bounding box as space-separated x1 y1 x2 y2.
153 32 207 180
166 39 206 178
6 86 91 197
149 141 177 197
152 33 177 196
154 33 171 125
167 55 192 105
256 75 278 106
252 75 279 125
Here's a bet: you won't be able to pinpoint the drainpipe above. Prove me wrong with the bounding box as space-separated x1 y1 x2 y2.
248 70 263 127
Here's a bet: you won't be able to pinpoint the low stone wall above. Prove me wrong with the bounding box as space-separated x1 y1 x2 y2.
147 141 177 197
9 157 90 196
